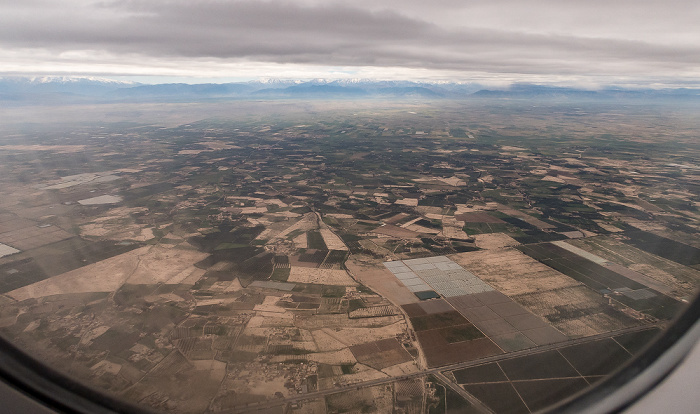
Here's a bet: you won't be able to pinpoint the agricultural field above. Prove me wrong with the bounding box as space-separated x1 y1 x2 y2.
449 327 661 413
450 248 582 296
287 267 357 286
473 233 519 250
403 300 503 367
518 243 685 320
567 236 700 300
1 99 699 413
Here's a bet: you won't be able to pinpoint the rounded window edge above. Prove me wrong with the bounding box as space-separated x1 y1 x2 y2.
0 332 156 414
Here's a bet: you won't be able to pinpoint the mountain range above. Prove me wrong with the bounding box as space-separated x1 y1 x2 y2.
2 76 699 104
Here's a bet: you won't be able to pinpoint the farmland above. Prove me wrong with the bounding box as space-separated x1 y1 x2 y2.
450 327 661 413
0 99 699 413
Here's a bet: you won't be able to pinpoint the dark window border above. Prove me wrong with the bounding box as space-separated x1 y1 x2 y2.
0 334 155 414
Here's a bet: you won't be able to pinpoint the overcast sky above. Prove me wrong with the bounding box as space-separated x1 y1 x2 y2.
1 0 698 86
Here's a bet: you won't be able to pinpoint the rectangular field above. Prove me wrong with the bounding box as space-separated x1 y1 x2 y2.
567 236 700 299
348 338 412 370
0 239 144 294
518 243 684 320
518 243 666 295
450 328 660 413
391 255 569 351
449 248 581 296
420 336 502 368
496 205 556 230
446 291 568 351
371 224 420 238
455 212 505 223
287 267 357 286
404 303 503 367
0 225 73 251
513 286 640 337
318 229 347 251
473 233 520 250
345 258 418 306
449 248 644 339
623 228 700 266
0 214 37 233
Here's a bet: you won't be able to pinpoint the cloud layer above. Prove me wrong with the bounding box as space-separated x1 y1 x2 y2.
1 0 698 85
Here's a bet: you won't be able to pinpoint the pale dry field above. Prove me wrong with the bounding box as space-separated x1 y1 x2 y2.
594 220 623 232
449 248 640 337
442 216 469 239
224 373 289 402
0 144 87 153
473 233 519 249
381 361 420 376
126 246 209 284
7 246 208 301
0 243 19 258
345 258 419 305
253 296 291 314
254 219 292 241
191 359 227 382
192 297 240 307
311 329 348 352
628 264 694 299
319 228 347 250
295 314 402 330
395 198 419 206
179 268 207 285
291 399 326 414
554 312 637 338
371 224 420 238
404 224 440 234
316 323 407 347
7 252 140 300
325 213 354 219
273 213 318 240
293 232 308 248
424 213 444 220
77 195 123 205
305 348 357 365
144 292 188 304
208 278 242 292
621 218 666 232
240 207 267 214
399 217 422 228
341 364 390 383
450 248 581 296
287 267 357 286
358 239 393 257
513 286 639 338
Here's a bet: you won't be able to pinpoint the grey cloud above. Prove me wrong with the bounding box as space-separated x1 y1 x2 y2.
0 0 698 80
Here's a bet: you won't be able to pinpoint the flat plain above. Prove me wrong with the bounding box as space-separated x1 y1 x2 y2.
0 99 699 413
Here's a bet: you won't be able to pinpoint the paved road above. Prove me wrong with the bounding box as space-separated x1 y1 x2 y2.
223 323 664 413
